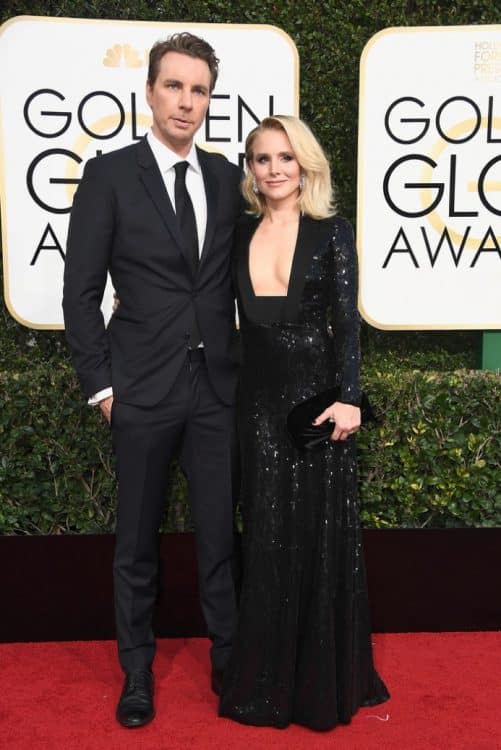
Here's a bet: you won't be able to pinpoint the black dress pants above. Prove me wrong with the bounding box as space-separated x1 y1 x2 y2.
111 352 237 673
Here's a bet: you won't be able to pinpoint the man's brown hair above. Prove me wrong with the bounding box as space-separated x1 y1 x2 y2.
147 32 219 91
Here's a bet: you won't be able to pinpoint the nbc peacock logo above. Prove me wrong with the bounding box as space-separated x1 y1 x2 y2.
103 43 148 68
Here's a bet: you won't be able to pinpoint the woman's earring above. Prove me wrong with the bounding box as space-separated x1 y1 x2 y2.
252 176 259 194
299 172 305 191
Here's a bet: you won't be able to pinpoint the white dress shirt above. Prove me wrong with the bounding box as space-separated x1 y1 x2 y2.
89 129 208 405
146 129 207 254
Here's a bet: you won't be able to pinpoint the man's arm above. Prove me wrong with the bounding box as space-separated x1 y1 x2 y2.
62 157 115 399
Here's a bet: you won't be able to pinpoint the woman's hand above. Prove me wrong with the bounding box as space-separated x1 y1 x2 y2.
313 401 361 441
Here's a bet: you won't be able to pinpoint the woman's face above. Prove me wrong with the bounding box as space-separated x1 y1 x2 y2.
249 128 301 207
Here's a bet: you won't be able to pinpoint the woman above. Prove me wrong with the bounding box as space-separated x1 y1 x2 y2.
219 116 389 730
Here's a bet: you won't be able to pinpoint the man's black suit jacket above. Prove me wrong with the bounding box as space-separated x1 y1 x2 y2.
63 137 242 407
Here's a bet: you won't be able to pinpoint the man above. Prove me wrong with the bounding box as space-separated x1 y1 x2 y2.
63 33 242 728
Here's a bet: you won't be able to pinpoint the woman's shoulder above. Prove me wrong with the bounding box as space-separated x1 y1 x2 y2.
302 214 354 247
234 212 260 240
233 213 260 256
307 214 353 233
236 211 261 228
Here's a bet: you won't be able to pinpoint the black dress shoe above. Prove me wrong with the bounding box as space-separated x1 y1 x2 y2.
211 667 224 696
116 669 155 728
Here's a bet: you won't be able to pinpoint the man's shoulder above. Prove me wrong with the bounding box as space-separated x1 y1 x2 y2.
84 140 142 176
196 146 241 178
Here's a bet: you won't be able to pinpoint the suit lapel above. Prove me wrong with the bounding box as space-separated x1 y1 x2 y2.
197 147 219 271
136 137 185 253
136 140 230 278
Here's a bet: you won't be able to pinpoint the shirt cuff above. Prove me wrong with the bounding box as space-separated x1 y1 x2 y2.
88 387 113 405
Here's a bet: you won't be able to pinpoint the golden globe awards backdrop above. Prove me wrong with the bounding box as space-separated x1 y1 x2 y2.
0 16 298 329
358 25 501 330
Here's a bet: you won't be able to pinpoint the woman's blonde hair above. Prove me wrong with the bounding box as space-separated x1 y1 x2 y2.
242 115 336 219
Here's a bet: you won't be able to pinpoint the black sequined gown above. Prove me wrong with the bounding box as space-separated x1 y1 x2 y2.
219 214 389 731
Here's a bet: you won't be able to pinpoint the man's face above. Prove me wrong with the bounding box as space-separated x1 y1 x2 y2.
146 51 211 156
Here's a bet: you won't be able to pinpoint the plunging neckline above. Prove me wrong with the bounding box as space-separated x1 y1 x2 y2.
236 213 338 326
247 216 302 298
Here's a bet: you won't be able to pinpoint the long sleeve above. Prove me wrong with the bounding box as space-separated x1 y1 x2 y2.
62 157 114 398
330 218 361 405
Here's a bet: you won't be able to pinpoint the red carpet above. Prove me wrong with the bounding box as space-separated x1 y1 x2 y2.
0 633 499 750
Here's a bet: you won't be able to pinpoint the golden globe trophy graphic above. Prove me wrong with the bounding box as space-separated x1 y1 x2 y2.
358 25 501 369
64 42 154 209
380 100 501 270
0 16 298 329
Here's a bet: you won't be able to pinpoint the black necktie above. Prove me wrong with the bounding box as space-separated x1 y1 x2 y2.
174 161 201 347
174 161 199 278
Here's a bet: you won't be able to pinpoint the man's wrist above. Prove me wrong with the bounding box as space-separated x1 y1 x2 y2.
88 387 113 406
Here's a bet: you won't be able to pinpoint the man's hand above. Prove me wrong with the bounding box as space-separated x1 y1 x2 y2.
99 395 114 424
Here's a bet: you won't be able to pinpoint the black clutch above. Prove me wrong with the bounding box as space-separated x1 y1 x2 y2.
286 388 376 450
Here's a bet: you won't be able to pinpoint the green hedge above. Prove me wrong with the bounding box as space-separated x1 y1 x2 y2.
1 0 500 532
358 366 500 528
0 359 190 534
0 356 499 534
